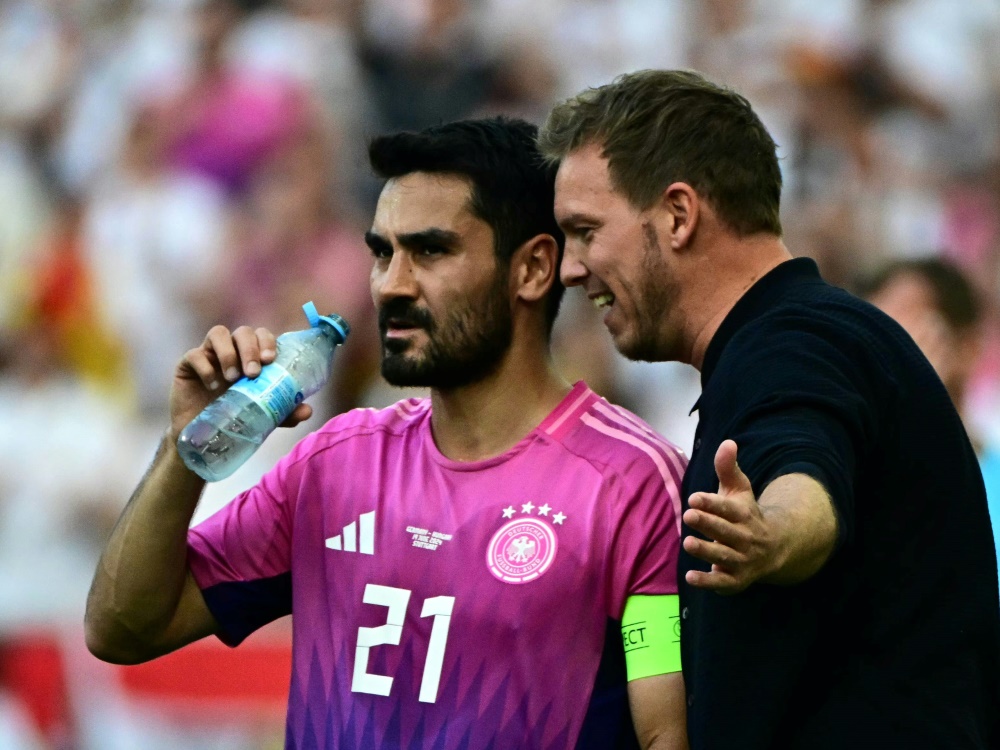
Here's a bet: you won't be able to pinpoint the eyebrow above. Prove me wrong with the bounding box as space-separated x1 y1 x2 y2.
364 230 392 254
365 228 462 252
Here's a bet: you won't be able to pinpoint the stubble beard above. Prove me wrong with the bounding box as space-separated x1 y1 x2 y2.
379 269 514 389
616 225 680 363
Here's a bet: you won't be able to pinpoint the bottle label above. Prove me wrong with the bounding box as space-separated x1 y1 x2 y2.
229 364 303 426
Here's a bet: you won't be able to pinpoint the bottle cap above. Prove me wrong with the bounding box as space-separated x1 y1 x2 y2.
302 301 350 343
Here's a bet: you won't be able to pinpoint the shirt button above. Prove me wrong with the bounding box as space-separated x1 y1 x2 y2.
682 607 689 620
693 438 701 450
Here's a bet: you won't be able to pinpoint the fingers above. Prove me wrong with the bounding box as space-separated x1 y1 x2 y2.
714 439 753 496
683 534 744 570
179 325 229 391
180 325 278 391
684 567 745 595
685 443 767 595
230 325 264 379
279 403 313 428
256 327 278 364
684 536 749 594
687 490 753 524
683 505 749 549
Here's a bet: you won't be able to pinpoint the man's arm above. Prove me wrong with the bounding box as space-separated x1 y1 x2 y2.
629 672 688 750
682 440 838 594
85 324 306 663
620 594 687 749
85 435 217 664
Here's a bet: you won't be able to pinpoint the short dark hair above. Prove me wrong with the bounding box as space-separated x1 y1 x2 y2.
538 69 783 237
859 257 983 333
368 117 565 328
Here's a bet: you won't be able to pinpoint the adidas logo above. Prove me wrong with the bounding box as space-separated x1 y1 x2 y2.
325 511 375 554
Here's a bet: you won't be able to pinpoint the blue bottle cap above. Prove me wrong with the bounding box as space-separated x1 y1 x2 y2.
302 301 350 343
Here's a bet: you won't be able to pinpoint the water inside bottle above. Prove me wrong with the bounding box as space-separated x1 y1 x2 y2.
177 392 273 481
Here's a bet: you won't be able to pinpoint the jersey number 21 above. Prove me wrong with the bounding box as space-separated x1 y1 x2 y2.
351 583 456 704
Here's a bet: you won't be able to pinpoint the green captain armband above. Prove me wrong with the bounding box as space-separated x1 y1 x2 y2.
621 594 682 681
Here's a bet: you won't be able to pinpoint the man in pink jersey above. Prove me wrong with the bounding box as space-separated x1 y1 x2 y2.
85 117 689 749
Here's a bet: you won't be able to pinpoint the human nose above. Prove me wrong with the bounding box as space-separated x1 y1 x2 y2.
372 249 419 305
560 242 589 288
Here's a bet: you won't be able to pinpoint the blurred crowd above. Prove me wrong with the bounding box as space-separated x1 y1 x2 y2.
1 0 999 747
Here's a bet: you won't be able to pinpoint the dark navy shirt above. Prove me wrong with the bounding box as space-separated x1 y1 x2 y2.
680 258 1000 749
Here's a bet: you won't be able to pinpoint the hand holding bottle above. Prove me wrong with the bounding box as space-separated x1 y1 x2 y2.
169 324 311 442
172 302 350 481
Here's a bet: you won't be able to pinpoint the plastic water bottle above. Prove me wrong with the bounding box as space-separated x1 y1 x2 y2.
177 302 350 481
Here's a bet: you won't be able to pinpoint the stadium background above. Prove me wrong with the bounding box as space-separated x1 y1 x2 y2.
0 0 998 747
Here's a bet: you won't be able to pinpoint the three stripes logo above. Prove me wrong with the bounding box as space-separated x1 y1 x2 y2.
325 510 375 555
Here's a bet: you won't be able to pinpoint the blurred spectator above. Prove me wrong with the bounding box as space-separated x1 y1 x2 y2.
784 0 1000 283
230 0 363 116
860 256 1000 569
483 0 691 103
0 0 72 335
30 193 133 401
0 2 75 135
80 102 228 415
54 0 192 195
471 37 561 126
158 0 313 196
228 0 372 202
0 138 52 336
0 321 159 748
0 328 146 629
206 118 378 412
359 0 499 133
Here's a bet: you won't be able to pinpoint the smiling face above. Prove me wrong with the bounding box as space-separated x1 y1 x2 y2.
554 143 683 362
368 172 514 389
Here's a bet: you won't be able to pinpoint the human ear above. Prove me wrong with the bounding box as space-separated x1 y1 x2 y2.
513 234 560 304
661 182 700 250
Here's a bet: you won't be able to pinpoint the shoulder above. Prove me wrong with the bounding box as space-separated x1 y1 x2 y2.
556 395 687 496
328 397 431 432
287 397 431 459
717 287 916 398
742 285 890 345
736 282 909 358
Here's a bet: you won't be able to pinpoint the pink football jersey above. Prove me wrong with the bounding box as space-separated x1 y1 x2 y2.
188 382 685 749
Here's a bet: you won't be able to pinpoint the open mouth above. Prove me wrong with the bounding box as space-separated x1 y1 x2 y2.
378 301 433 341
591 292 615 310
386 327 418 338
384 318 424 338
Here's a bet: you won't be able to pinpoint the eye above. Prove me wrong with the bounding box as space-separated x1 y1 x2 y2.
370 245 392 260
418 244 447 256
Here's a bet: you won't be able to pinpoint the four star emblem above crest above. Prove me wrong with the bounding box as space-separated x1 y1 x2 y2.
499 502 567 523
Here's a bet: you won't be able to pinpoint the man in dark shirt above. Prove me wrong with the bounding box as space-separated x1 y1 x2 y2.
538 68 1000 748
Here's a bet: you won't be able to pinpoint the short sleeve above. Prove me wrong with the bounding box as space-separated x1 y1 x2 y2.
187 455 298 646
606 448 686 619
720 314 882 552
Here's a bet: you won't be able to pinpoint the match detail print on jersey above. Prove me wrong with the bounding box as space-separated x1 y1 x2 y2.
621 594 682 680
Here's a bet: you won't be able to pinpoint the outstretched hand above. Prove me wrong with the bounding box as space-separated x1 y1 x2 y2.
169 325 313 439
682 440 776 594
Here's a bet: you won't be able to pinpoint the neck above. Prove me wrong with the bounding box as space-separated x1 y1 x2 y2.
428 332 571 462
684 235 792 370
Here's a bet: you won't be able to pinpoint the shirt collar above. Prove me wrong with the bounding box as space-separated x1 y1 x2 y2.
690 257 823 413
